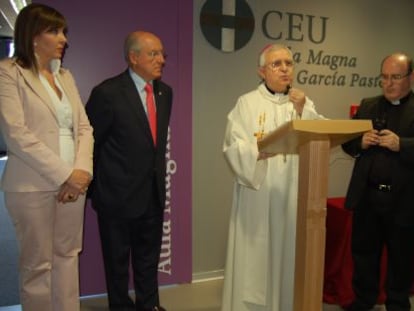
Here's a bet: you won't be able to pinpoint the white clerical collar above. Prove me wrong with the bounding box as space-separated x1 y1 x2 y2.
391 100 400 105
264 83 289 96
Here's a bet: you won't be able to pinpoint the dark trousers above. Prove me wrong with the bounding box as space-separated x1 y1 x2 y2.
97 194 164 311
350 189 414 311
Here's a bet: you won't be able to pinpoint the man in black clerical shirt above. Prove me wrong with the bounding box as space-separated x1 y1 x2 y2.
342 53 414 311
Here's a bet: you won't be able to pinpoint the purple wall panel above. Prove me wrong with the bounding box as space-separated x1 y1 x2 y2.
37 1 193 295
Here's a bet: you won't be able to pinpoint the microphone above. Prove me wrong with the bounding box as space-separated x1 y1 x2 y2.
283 84 291 95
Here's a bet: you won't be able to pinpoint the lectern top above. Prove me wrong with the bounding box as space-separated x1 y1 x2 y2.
258 119 372 154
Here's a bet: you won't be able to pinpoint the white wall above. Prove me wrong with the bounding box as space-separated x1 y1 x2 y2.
192 0 414 279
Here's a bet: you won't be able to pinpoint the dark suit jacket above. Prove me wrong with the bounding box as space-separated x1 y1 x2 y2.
86 70 172 218
342 92 414 225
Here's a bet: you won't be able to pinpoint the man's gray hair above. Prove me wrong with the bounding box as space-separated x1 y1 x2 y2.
258 44 293 67
123 32 142 63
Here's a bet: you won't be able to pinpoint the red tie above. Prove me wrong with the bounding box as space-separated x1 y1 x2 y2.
144 83 157 144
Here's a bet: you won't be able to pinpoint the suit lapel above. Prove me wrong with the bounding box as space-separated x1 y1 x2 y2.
121 72 154 145
16 65 58 122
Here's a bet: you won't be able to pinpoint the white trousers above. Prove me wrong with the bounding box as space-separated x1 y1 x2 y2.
5 191 85 311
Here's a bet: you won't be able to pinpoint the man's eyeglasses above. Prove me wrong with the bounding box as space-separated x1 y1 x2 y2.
147 50 167 59
380 72 411 82
265 60 294 71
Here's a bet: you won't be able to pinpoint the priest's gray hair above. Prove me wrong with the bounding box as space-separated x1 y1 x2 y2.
258 44 293 67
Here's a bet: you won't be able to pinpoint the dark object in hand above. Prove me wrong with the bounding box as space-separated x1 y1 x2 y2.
283 84 291 95
373 118 386 131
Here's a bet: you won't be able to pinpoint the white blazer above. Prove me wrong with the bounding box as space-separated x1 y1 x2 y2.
0 58 93 191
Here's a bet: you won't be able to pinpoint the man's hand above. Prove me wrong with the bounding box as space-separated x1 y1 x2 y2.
378 129 400 151
258 151 277 160
288 87 306 116
361 129 400 152
361 129 380 149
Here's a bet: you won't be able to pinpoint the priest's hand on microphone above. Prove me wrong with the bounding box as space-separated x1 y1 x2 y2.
287 86 306 117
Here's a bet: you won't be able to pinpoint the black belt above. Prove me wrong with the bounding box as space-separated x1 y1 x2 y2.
369 183 392 192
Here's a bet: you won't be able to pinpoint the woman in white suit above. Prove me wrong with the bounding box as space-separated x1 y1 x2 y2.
0 4 93 311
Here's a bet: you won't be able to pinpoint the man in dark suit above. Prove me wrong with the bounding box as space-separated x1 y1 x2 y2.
86 31 172 311
342 52 414 311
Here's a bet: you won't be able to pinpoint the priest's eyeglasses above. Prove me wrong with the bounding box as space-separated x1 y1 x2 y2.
265 59 294 71
380 71 411 82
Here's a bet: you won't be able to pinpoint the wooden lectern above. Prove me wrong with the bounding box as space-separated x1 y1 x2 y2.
257 119 372 311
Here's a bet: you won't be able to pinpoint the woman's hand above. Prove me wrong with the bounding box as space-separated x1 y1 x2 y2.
57 183 80 203
57 169 92 203
66 169 92 193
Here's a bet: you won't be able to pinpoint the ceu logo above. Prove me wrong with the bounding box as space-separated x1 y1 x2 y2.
200 0 254 53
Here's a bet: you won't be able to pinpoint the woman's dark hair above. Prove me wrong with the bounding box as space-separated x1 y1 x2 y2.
14 3 67 70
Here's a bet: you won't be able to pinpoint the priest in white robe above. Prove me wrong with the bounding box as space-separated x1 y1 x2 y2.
222 44 324 311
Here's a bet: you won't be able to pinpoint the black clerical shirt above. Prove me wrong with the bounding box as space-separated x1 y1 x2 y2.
368 93 411 185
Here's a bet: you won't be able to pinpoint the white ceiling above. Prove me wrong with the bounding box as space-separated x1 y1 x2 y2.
0 0 29 38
